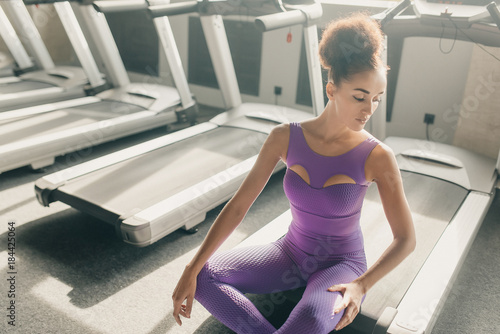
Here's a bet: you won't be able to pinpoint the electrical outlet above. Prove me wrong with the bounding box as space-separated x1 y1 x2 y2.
424 113 435 125
274 86 282 95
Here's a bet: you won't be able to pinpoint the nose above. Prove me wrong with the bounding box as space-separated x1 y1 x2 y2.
362 100 378 115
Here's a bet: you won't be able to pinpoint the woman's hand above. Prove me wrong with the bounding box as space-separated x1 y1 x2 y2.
328 281 365 331
172 268 197 326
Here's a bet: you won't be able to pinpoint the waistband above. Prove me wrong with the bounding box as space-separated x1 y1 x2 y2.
284 206 365 256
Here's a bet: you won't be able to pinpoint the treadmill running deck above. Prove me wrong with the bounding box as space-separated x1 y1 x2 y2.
49 127 269 224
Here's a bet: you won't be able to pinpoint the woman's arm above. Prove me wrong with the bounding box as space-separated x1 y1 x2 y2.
172 124 289 326
331 143 416 331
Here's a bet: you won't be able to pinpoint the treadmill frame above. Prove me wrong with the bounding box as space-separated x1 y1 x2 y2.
0 0 105 111
0 0 196 174
0 5 34 76
34 0 324 245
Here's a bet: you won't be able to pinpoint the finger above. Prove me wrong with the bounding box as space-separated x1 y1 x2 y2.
172 308 183 326
335 307 352 331
172 299 184 326
333 301 348 315
327 284 345 292
179 304 191 318
335 303 360 331
185 296 194 318
332 292 348 315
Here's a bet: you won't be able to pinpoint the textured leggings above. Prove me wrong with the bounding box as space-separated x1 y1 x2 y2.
195 238 367 334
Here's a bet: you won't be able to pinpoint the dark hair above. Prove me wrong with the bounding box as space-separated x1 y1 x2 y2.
319 13 385 86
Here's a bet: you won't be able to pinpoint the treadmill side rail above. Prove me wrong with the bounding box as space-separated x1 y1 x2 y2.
0 96 100 122
0 76 21 85
1 110 177 173
373 307 398 334
387 191 493 334
119 156 285 247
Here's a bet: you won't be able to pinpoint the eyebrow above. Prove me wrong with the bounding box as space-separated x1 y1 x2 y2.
354 88 385 95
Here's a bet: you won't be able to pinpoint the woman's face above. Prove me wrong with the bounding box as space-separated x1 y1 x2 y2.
327 67 387 132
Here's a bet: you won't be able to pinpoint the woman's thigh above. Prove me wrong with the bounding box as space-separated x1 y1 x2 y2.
201 240 307 294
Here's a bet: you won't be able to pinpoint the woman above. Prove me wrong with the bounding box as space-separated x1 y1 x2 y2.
172 13 415 333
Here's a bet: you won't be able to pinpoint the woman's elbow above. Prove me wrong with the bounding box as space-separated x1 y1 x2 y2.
221 199 247 223
407 235 416 254
401 232 416 256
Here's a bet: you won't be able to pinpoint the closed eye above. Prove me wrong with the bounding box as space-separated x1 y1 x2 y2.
353 96 382 103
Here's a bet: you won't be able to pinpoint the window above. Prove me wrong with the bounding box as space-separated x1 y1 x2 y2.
106 11 159 76
188 17 262 96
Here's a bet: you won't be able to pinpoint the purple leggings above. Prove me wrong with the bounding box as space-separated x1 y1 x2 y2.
195 237 367 333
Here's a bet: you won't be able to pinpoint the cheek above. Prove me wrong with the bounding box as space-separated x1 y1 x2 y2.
337 99 358 115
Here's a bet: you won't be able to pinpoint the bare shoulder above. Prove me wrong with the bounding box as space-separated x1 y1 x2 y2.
265 123 290 148
263 123 291 161
269 123 290 139
366 141 399 182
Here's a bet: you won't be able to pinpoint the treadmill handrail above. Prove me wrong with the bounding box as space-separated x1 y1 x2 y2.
2 0 55 70
383 16 500 48
0 5 34 70
255 2 322 32
89 0 196 110
53 1 106 88
148 1 199 18
372 0 411 28
92 0 148 13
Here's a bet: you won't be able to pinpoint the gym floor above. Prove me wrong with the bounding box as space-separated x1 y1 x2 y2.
0 105 499 333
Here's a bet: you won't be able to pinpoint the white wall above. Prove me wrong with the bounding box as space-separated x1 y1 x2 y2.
387 37 474 143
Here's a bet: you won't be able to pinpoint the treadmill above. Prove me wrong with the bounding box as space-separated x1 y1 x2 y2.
239 1 500 333
0 4 35 78
0 0 196 173
34 0 324 247
0 0 106 111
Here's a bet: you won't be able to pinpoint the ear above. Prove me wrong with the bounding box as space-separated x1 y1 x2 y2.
326 81 337 101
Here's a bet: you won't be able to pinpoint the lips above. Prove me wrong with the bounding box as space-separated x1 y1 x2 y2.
356 117 369 124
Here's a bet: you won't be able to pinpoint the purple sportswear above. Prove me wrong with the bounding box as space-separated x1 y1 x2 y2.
195 122 380 333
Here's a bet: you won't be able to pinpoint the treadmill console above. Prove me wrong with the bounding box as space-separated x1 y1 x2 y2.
414 0 496 27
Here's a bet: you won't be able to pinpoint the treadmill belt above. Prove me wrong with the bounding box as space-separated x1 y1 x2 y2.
359 171 468 322
0 80 54 94
0 101 146 143
53 127 268 223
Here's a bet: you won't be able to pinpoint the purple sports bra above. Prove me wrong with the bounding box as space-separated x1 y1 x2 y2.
283 122 380 255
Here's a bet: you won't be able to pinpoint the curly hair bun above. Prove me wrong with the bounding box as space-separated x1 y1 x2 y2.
319 13 385 85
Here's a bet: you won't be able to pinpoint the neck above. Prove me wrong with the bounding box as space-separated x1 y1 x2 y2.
313 101 353 143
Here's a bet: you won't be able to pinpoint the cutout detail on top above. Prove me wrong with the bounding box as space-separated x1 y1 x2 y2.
289 164 357 188
323 174 356 188
289 165 310 185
